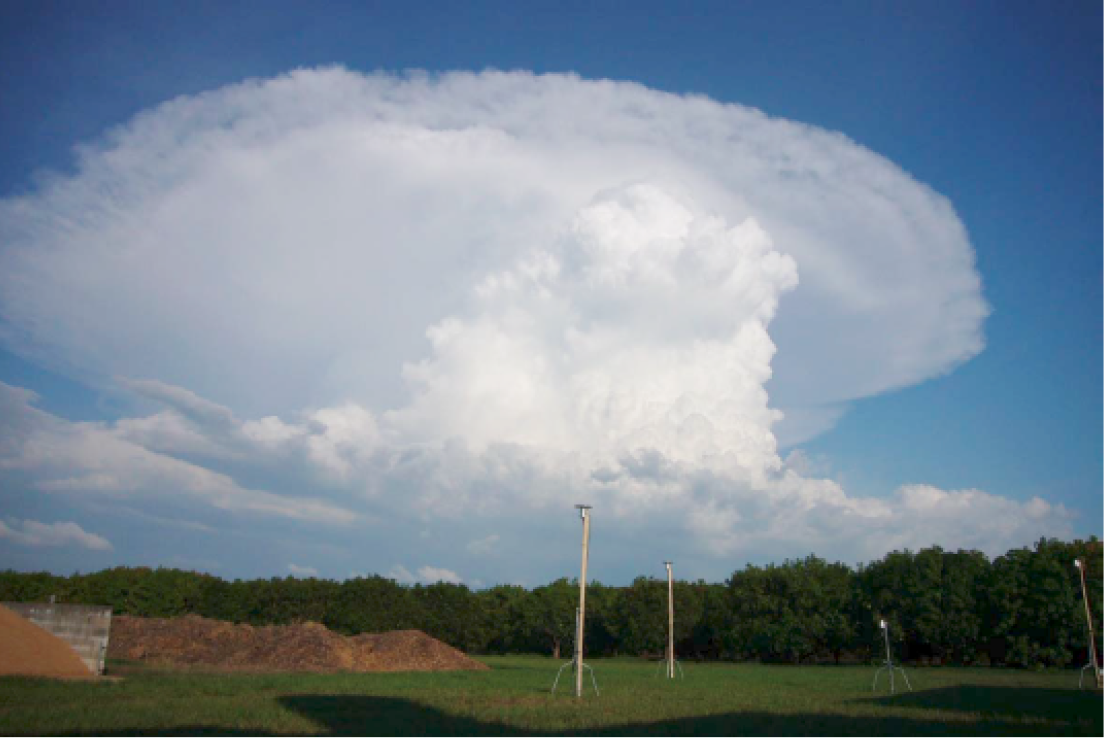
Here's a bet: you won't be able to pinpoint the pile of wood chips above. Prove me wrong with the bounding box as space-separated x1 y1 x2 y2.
0 605 95 679
107 614 489 673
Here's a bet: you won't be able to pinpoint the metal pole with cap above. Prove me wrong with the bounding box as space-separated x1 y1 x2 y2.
665 561 675 678
575 504 592 698
1075 558 1101 688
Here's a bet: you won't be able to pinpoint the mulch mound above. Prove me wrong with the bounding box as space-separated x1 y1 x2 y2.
108 615 488 673
0 604 94 679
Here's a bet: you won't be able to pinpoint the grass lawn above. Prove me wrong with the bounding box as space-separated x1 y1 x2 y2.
0 656 1099 735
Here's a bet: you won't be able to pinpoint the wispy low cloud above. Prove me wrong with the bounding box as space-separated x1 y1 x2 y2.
387 564 464 585
287 563 319 577
0 382 357 526
0 518 111 550
466 534 500 555
418 565 463 585
97 504 216 534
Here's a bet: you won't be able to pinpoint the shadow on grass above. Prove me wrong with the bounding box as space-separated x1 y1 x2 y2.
271 693 1101 736
867 684 1101 717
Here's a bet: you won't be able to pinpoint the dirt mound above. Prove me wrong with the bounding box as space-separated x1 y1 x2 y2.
108 615 488 673
0 605 94 679
353 630 489 672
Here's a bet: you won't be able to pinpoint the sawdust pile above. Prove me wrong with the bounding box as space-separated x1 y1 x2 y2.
108 614 488 673
0 604 94 679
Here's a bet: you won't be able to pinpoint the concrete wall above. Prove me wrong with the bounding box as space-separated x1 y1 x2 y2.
4 602 112 675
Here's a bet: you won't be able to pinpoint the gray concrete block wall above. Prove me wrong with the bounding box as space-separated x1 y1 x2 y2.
4 602 112 675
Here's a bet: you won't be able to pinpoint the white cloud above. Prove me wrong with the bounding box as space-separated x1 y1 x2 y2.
0 382 356 525
387 564 464 585
288 563 319 577
781 448 833 478
119 378 237 429
0 68 986 442
0 69 1067 576
466 534 500 555
96 504 216 534
417 565 463 585
387 184 795 479
0 518 112 551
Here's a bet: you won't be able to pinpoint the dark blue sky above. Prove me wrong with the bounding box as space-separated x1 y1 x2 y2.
0 0 1099 581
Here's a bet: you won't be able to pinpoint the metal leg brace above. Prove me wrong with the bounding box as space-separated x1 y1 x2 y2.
872 660 912 693
551 656 599 696
653 657 685 679
1079 661 1101 690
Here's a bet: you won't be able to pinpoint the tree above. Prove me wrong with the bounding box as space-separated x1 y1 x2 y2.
938 549 989 663
477 584 531 654
519 578 577 658
690 582 730 659
324 576 424 635
610 577 667 655
727 556 855 664
413 582 487 651
984 538 1083 667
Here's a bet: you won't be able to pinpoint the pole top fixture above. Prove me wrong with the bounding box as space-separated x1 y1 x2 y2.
1075 558 1083 569
575 504 591 519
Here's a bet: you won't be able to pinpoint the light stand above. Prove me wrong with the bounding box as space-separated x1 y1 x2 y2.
551 607 599 696
551 504 598 697
654 561 684 679
872 619 912 693
1074 559 1101 690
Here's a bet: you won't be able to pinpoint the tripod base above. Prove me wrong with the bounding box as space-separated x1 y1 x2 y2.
872 661 912 693
653 657 685 679
1079 662 1102 690
551 656 599 696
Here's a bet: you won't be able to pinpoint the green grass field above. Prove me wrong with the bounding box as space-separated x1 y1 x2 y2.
0 657 1099 736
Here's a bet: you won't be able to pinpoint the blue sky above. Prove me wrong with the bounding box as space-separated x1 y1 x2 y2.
0 0 1099 586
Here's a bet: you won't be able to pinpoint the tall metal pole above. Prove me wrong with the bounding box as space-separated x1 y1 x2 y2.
884 623 894 692
575 505 592 698
665 561 674 679
873 619 911 693
1076 559 1100 687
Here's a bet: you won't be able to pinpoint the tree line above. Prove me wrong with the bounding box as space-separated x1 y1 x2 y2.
1 537 1099 669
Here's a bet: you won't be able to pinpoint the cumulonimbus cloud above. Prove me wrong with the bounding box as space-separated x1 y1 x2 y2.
0 68 987 442
0 69 1067 572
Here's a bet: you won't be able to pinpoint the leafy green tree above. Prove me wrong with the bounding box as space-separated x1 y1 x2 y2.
477 584 531 653
413 582 487 651
728 556 855 664
860 549 936 661
519 578 577 658
324 576 424 635
690 582 730 659
0 570 66 603
610 576 667 655
582 582 621 656
938 549 990 663
984 538 1083 667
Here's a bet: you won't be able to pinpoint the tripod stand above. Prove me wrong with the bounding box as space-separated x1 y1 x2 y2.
551 608 599 696
872 620 912 694
653 654 685 679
